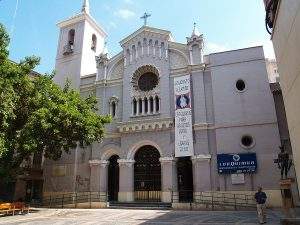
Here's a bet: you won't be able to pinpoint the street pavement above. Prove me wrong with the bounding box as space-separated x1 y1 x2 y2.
0 208 282 225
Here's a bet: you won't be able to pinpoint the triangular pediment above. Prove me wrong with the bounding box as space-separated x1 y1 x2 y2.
119 26 174 47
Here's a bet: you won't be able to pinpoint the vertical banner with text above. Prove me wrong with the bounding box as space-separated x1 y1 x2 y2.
174 75 194 157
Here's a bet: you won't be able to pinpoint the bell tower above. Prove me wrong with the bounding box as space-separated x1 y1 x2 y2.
54 0 107 89
187 23 204 65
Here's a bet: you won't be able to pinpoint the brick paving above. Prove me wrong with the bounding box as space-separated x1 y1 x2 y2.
0 208 282 225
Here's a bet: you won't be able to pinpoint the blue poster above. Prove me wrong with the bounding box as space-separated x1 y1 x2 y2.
217 153 257 174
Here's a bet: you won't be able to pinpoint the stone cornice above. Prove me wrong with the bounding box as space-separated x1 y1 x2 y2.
191 154 212 162
89 159 109 167
170 64 206 76
119 26 173 47
118 118 173 133
57 13 107 38
117 159 135 167
95 78 123 86
159 157 176 163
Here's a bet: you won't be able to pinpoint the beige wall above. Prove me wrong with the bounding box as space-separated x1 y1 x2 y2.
271 0 300 192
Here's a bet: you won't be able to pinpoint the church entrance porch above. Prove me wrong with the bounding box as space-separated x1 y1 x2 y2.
108 155 119 202
134 145 161 202
177 157 193 202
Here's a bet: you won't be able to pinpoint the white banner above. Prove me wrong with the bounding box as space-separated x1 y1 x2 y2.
174 75 194 157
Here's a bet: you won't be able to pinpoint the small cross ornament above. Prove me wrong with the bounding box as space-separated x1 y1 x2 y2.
140 12 151 26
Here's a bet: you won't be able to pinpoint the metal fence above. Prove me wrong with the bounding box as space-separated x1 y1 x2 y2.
36 192 107 208
172 191 256 210
35 190 256 210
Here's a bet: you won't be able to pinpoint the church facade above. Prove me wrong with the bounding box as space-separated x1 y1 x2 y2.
44 0 282 204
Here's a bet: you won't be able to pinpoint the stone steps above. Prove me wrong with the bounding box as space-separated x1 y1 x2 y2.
108 202 172 210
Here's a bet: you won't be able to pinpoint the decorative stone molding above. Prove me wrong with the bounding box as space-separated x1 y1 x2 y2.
89 159 101 167
117 159 135 167
118 118 173 133
108 95 119 104
159 157 176 163
191 154 211 162
131 65 160 98
96 53 109 68
193 123 210 130
99 160 109 168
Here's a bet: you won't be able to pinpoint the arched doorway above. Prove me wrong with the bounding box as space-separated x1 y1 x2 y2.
134 145 161 202
177 157 193 202
108 155 119 202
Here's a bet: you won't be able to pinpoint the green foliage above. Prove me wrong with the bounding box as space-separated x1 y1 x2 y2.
0 24 111 180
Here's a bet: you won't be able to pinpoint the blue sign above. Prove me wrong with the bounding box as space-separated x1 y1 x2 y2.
217 153 257 174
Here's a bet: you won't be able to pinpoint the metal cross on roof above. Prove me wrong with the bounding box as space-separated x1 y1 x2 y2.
140 12 151 26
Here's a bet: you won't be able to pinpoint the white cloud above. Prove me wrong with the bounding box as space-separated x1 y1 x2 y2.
205 42 229 54
103 4 111 11
109 22 117 29
124 0 134 4
114 9 136 19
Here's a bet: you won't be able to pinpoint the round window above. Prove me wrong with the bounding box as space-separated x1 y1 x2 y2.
241 135 254 148
138 72 159 92
236 79 246 92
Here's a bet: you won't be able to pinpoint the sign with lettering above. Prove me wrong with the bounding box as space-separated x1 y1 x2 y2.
217 153 257 174
174 75 194 157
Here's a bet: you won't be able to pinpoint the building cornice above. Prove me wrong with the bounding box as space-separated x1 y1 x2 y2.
57 13 107 38
119 26 173 47
118 117 173 133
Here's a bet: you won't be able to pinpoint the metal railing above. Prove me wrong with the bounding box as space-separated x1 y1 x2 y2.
36 192 107 208
172 191 256 210
134 191 161 202
34 190 256 210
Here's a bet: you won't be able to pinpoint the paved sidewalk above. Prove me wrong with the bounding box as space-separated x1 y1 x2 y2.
0 208 282 225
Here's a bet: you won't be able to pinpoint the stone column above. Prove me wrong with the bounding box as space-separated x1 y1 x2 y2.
142 99 145 115
147 97 151 115
189 46 193 65
131 100 134 116
159 46 162 58
129 51 132 63
159 157 178 203
137 99 140 115
117 159 135 202
89 160 101 192
192 154 211 200
99 160 109 195
154 97 158 113
165 44 168 60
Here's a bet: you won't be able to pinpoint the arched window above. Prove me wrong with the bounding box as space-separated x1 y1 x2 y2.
133 98 137 115
155 96 160 112
144 97 148 113
111 102 116 117
149 97 154 113
91 34 97 51
109 97 119 118
68 29 75 48
139 99 143 114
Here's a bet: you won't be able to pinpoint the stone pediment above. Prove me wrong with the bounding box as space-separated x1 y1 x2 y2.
119 26 174 47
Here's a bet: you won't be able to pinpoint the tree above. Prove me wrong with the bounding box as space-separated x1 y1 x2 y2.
0 24 111 180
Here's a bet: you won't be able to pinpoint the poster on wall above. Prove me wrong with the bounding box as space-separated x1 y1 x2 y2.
217 153 257 174
174 75 194 157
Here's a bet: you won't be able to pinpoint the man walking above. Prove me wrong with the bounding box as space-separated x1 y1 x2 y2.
255 187 267 224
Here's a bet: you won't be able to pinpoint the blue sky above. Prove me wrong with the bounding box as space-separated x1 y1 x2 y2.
0 0 273 74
